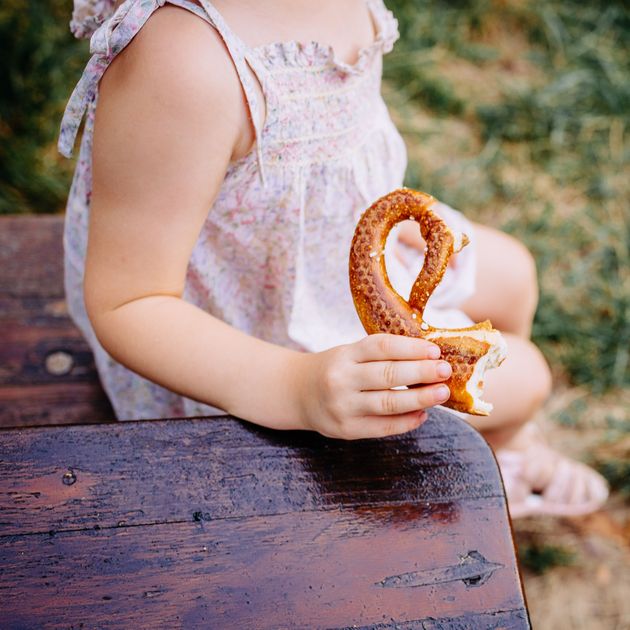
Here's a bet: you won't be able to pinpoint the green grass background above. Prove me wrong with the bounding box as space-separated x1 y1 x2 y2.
384 0 629 395
1 0 628 396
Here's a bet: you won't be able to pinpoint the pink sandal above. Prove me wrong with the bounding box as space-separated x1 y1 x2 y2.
496 440 609 519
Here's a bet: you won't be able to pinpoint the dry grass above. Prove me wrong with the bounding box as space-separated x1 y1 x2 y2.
515 389 630 629
515 508 630 629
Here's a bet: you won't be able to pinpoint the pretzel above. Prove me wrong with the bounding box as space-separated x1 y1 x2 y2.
349 188 507 416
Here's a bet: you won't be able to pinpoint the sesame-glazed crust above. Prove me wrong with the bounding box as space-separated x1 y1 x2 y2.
349 188 505 416
424 335 490 414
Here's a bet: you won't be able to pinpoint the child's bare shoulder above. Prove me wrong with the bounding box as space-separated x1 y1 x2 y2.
100 5 246 143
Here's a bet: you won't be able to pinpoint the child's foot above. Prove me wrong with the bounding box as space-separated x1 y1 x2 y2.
495 423 609 519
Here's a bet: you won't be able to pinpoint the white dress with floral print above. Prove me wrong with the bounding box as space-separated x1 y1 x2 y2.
60 0 477 420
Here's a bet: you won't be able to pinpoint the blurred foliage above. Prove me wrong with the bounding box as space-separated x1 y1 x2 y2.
1 1 628 392
596 458 630 497
594 416 630 497
518 541 576 575
0 0 87 214
384 0 629 391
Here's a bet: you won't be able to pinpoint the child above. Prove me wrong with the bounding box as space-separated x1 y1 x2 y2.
60 0 608 517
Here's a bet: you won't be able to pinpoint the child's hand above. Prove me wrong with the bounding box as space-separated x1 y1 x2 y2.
297 334 451 440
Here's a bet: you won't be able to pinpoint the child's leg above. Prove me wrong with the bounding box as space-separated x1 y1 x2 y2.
465 333 551 449
456 222 549 446
461 223 538 339
456 223 608 516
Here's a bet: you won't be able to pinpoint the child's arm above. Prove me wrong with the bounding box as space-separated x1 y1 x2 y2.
85 7 451 438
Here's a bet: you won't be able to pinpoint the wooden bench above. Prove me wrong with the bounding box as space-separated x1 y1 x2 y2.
0 215 530 628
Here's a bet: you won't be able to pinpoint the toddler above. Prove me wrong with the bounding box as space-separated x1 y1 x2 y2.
60 0 608 517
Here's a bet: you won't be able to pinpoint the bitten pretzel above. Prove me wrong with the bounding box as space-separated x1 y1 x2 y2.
349 188 507 416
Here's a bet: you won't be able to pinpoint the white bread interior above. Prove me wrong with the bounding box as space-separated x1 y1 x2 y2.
424 328 508 414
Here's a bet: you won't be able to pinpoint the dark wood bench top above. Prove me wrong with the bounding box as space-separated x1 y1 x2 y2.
0 214 529 627
0 411 529 628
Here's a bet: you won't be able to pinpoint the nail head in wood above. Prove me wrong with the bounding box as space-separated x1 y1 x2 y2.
62 470 77 486
45 351 74 375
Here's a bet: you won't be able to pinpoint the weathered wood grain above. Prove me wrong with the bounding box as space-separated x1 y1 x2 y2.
0 320 99 386
0 410 529 628
0 215 64 299
0 412 501 536
0 382 113 427
0 215 111 427
1 500 524 628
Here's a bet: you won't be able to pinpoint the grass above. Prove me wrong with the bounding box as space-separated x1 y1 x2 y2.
593 416 630 497
383 0 629 392
596 458 630 497
518 541 576 575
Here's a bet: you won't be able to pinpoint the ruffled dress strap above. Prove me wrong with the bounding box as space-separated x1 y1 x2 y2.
367 0 399 55
70 0 117 38
196 0 268 182
59 0 268 182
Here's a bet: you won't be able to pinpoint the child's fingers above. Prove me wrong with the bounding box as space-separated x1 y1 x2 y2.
354 359 452 391
357 383 450 417
353 333 440 363
347 410 429 440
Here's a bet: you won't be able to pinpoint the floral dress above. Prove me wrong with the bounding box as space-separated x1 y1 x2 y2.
60 0 477 420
